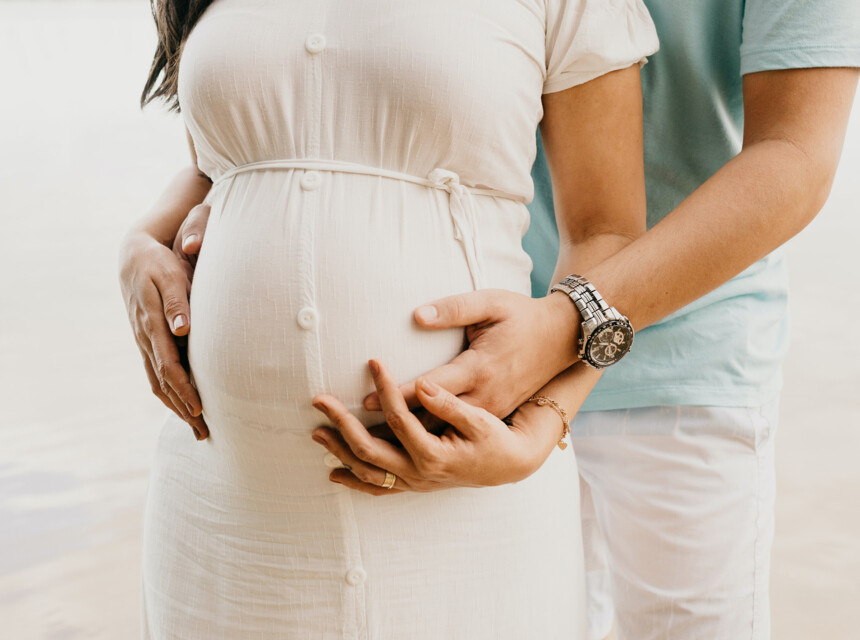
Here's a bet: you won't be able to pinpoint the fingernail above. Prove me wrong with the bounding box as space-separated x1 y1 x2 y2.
368 360 380 376
173 314 187 331
420 378 439 397
312 400 326 412
312 430 327 445
182 234 198 252
415 305 438 323
185 401 196 416
364 394 380 411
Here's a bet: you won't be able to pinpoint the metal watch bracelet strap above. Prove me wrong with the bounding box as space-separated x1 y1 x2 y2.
551 275 621 324
550 274 634 369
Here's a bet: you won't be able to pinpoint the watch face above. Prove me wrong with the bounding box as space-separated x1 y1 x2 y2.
585 320 633 368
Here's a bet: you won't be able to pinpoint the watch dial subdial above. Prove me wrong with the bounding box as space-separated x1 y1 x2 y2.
586 321 633 367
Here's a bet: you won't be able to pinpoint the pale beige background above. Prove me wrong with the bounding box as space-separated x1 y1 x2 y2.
0 2 857 638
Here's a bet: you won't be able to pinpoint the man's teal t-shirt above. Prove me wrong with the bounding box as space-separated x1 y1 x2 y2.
526 0 860 411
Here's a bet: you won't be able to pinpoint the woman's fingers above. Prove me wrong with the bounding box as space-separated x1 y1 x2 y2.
311 396 413 478
312 426 406 490
414 376 489 440
368 360 440 457
329 469 405 496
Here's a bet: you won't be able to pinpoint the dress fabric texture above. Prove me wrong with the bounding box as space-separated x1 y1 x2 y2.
139 1 658 638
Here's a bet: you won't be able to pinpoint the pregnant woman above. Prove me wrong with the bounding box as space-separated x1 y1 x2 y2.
127 0 657 637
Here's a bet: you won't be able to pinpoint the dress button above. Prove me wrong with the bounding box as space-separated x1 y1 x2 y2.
305 34 326 54
345 567 367 586
324 452 344 469
300 171 322 191
297 306 319 330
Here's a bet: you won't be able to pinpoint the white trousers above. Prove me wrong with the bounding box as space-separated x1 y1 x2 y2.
572 397 780 640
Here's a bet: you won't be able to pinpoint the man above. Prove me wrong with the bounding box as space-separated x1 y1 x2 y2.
121 0 860 637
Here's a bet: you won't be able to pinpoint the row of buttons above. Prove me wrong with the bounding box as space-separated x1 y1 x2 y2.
297 167 322 327
298 33 324 331
304 29 364 592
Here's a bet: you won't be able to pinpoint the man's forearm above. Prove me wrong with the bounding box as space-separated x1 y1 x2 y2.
585 138 838 332
583 68 858 332
128 165 211 246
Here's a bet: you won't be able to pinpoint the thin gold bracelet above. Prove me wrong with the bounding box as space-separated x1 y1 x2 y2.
527 395 571 450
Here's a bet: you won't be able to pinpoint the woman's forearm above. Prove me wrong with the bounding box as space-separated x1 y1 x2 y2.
127 165 212 246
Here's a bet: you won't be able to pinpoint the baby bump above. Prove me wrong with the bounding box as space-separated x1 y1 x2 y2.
187 170 532 454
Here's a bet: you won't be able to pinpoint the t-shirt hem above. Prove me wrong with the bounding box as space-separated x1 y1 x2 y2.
741 46 860 75
580 379 783 412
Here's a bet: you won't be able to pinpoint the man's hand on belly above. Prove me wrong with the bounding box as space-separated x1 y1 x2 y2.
362 289 581 419
310 359 566 495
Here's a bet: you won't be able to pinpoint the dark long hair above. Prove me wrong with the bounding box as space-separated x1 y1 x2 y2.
140 0 214 112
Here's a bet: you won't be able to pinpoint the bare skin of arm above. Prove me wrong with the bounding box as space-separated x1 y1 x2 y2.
310 65 647 492
118 129 212 439
366 67 859 414
331 66 859 493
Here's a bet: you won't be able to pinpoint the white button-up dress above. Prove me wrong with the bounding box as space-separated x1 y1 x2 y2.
140 1 658 638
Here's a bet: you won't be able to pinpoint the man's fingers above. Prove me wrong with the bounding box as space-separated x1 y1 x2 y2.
150 270 192 338
414 377 488 440
143 297 203 417
138 344 207 440
363 351 478 411
180 203 210 255
413 289 510 329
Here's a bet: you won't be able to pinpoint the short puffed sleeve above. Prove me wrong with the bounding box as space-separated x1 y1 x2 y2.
544 0 659 94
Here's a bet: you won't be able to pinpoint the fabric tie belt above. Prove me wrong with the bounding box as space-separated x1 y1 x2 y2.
210 159 526 290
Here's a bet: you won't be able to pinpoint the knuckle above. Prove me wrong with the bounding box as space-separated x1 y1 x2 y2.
472 363 493 388
416 456 446 481
140 314 155 335
162 361 187 384
352 443 376 463
331 408 351 430
452 295 468 322
162 295 187 316
384 411 405 432
352 466 375 484
440 393 458 416
155 361 169 380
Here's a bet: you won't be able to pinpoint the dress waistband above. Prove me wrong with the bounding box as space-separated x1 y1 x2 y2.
210 159 526 290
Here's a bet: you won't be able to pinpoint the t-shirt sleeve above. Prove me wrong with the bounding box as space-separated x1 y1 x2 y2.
544 0 659 95
741 0 860 75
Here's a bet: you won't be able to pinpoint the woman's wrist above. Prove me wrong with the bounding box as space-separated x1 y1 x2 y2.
538 289 583 371
509 400 569 461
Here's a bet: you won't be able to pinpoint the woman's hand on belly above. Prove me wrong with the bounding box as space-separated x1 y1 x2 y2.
310 359 565 494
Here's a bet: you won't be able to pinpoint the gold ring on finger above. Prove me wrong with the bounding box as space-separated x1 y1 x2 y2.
381 471 397 490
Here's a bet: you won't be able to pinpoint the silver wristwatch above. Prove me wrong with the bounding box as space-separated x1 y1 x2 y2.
550 275 634 369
